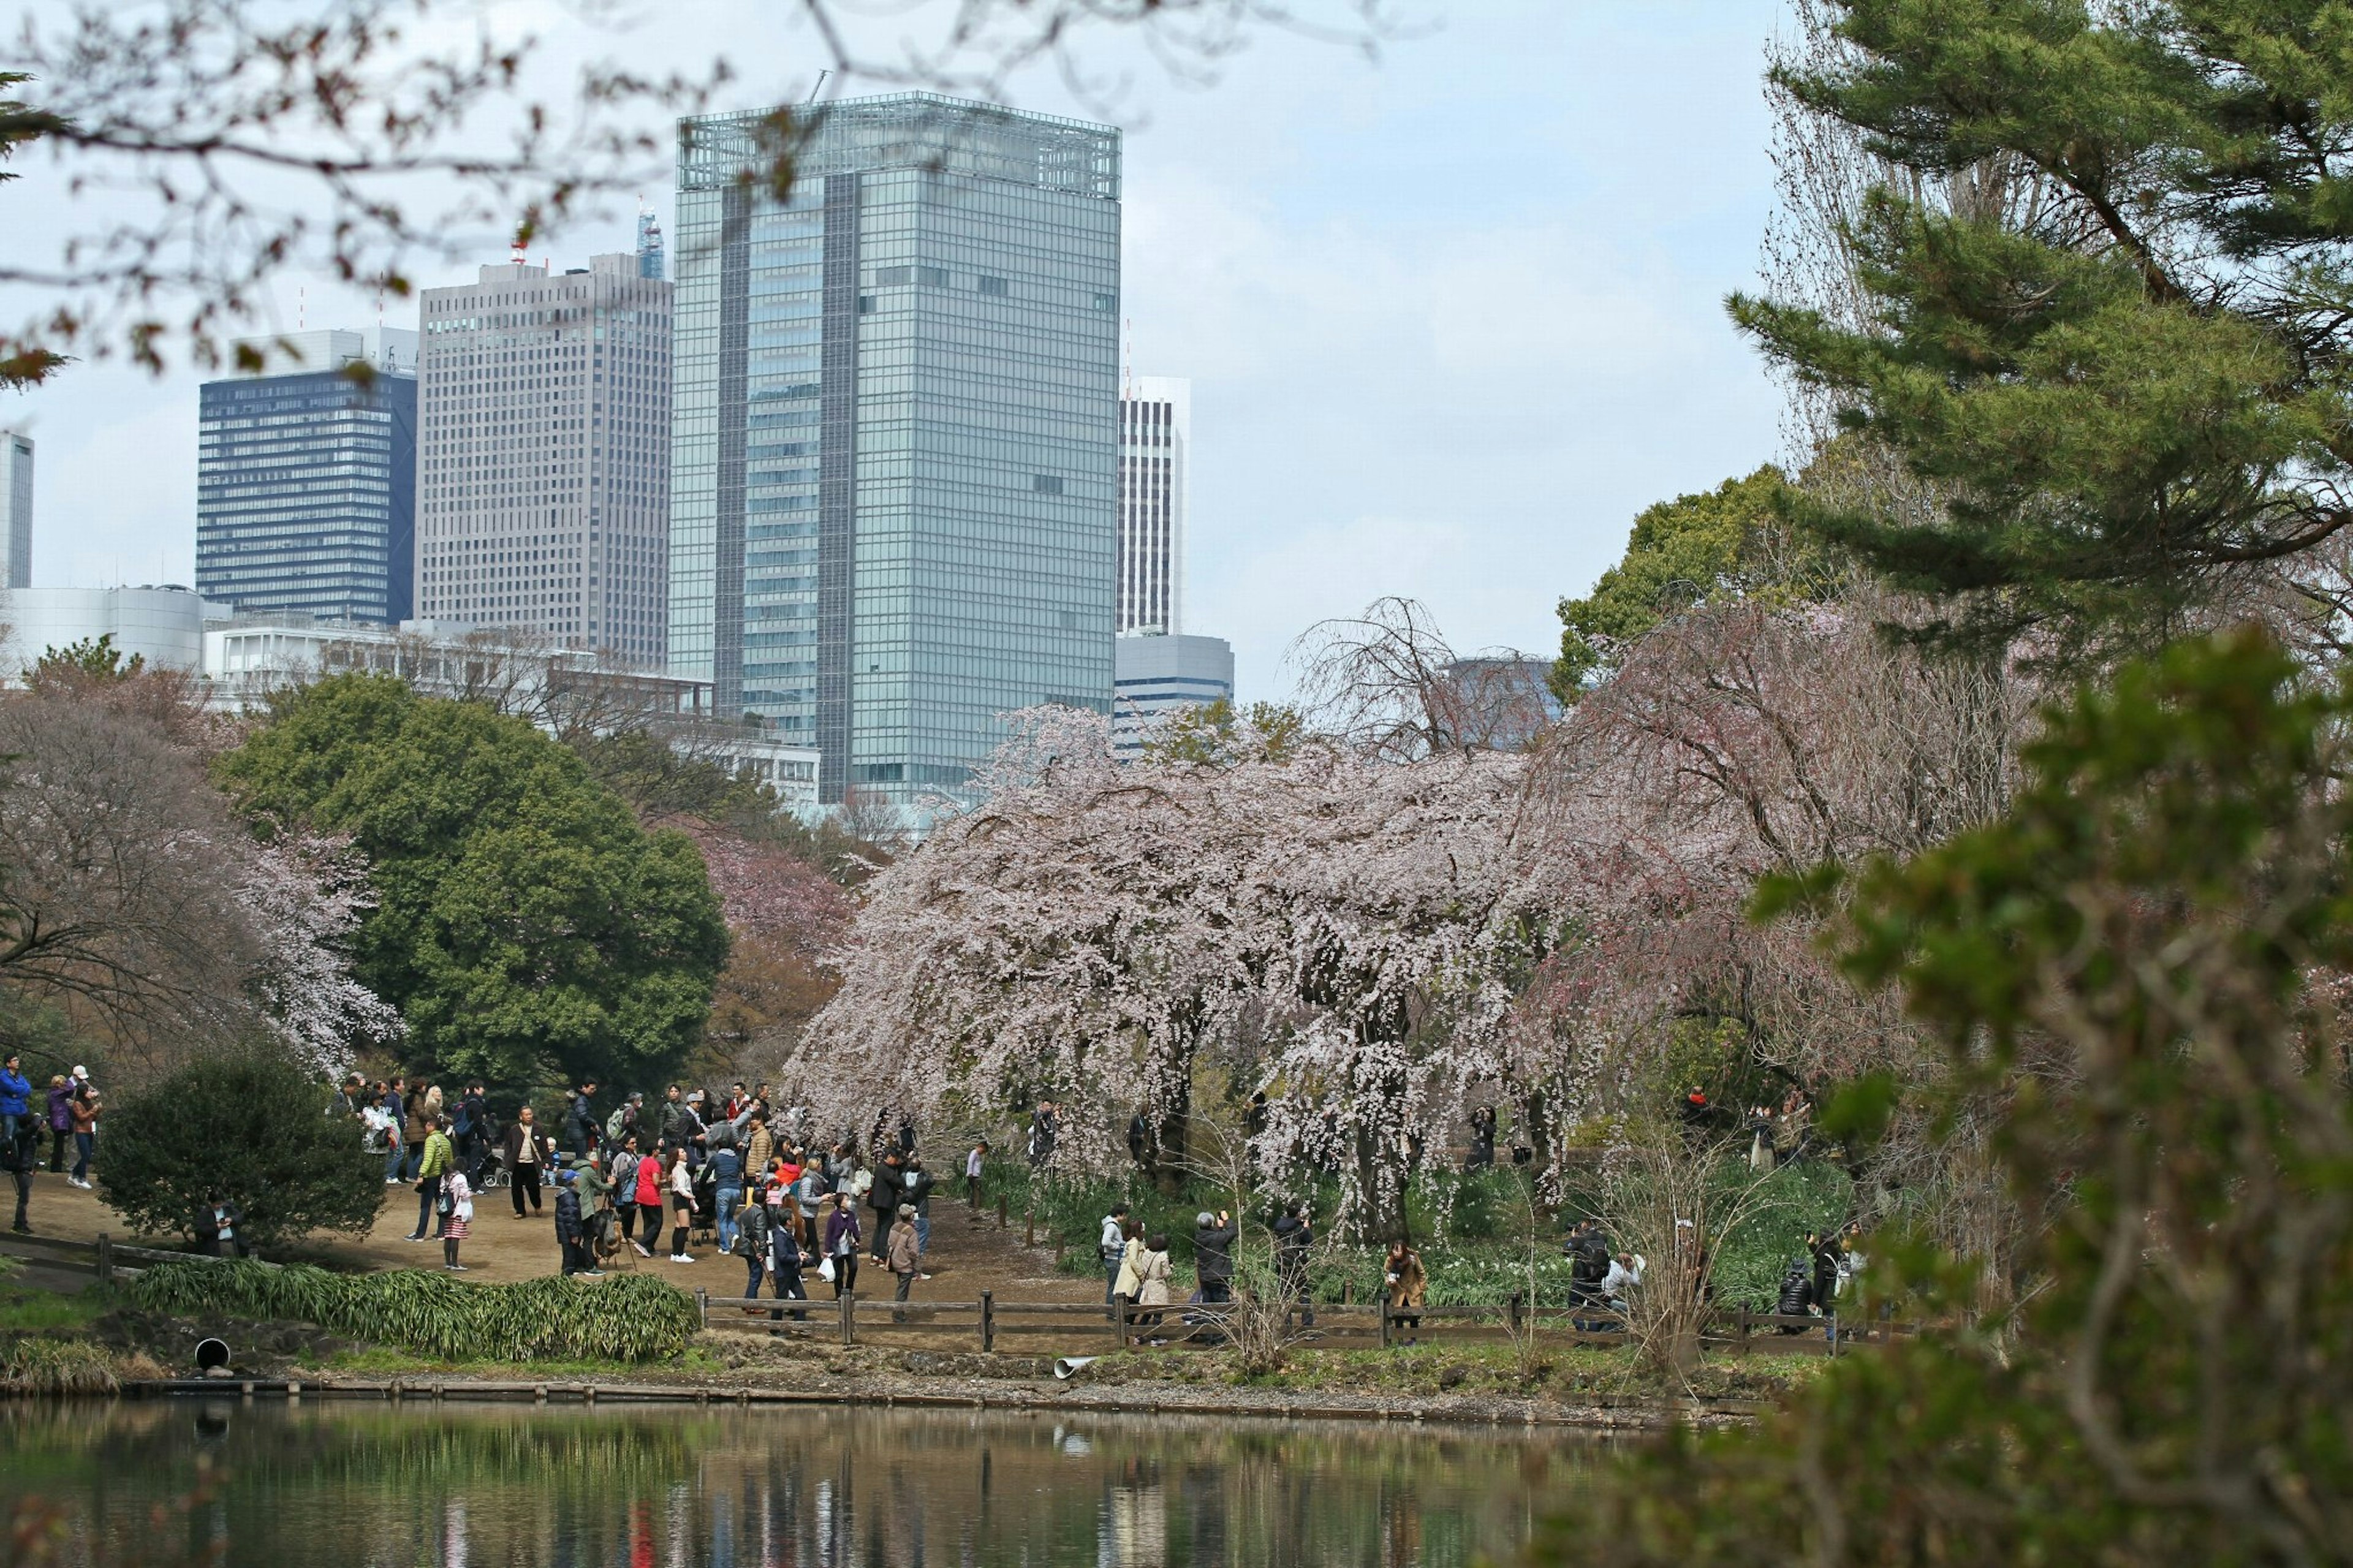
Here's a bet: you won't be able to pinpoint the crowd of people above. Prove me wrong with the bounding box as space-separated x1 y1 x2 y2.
0 1053 102 1236
333 1077 966 1314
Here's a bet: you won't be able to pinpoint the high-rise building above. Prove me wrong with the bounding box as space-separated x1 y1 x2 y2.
416 254 673 664
670 92 1122 805
1112 632 1233 758
637 208 667 281
195 328 418 623
1118 376 1188 636
0 430 29 589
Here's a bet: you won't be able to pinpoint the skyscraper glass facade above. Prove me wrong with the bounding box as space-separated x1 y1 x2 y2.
196 350 417 624
670 93 1121 804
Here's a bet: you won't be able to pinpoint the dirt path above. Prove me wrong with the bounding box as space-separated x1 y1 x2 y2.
12 1167 1098 1303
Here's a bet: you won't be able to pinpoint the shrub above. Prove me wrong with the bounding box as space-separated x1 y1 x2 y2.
0 1336 119 1394
131 1260 702 1363
96 1050 384 1250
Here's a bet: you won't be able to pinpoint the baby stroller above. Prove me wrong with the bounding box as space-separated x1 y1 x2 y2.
688 1157 719 1249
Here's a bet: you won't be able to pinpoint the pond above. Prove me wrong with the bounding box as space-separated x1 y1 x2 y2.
0 1399 1600 1567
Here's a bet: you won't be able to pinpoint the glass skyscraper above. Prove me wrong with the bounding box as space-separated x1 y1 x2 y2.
670 93 1121 805
196 329 418 624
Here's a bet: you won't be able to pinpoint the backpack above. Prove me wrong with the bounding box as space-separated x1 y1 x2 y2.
605 1106 631 1142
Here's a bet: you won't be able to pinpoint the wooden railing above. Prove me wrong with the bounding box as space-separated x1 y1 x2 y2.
689 1289 1913 1357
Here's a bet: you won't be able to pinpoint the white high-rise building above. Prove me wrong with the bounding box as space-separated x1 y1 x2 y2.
415 254 672 665
0 430 31 589
1118 376 1189 636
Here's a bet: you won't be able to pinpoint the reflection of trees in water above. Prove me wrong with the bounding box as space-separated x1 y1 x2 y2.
2 1404 1602 1567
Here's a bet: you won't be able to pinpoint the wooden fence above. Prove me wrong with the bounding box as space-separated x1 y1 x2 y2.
691 1289 1910 1357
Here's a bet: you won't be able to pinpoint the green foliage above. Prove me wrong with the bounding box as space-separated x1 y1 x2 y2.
1734 0 2353 655
28 633 141 683
131 1260 702 1363
1556 630 2353 1564
0 1336 118 1395
217 674 730 1087
1552 466 1825 697
96 1050 384 1249
1142 699 1308 765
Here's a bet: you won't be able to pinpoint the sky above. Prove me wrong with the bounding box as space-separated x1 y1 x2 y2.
1 0 1793 702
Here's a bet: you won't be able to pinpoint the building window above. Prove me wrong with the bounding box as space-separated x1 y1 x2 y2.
873 267 912 286
1033 474 1063 494
977 275 1009 297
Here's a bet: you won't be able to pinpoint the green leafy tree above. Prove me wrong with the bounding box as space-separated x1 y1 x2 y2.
1142 699 1308 765
1553 466 1823 697
97 1048 385 1249
216 675 729 1088
1735 0 2353 655
28 633 142 684
1546 629 2353 1565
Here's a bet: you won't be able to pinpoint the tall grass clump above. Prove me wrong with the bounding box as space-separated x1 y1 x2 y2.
131 1262 701 1363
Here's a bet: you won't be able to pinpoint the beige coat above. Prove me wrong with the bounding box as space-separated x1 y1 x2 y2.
1136 1247 1173 1308
887 1218 921 1276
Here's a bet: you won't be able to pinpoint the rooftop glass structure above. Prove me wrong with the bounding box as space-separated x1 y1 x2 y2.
670 93 1121 805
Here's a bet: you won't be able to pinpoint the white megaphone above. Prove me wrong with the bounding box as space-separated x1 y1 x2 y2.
1054 1356 1098 1380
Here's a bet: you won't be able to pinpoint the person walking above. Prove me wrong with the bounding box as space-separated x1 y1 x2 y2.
504 1106 552 1218
440 1166 475 1271
3 1109 34 1234
630 1137 665 1259
1098 1202 1131 1313
792 1155 828 1253
887 1205 922 1320
666 1146 697 1263
767 1195 809 1322
1384 1240 1428 1344
404 1113 455 1241
1192 1210 1238 1305
823 1192 862 1299
369 1089 404 1184
456 1081 490 1187
964 1140 987 1214
67 1089 97 1188
1111 1218 1145 1329
43 1076 70 1175
901 1156 933 1276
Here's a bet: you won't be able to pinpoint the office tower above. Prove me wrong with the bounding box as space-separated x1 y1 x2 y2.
672 92 1121 805
1112 632 1233 758
416 254 672 664
0 430 29 589
1118 376 1188 635
637 208 666 281
194 328 418 623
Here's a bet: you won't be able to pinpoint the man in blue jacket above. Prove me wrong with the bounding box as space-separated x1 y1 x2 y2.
0 1053 30 1152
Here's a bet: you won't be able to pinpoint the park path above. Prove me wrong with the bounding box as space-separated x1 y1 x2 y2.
10 1167 1098 1305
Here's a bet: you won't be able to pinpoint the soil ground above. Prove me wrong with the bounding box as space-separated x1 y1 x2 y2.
8 1162 1098 1305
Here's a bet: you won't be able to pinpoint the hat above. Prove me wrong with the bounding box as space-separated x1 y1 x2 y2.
70 1066 87 1080
556 1169 578 1184
897 1205 915 1219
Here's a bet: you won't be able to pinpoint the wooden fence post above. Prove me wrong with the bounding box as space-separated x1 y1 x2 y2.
94 1233 112 1286
695 1288 709 1330
981 1290 995 1354
841 1290 856 1347
1509 1292 1524 1336
1737 1302 1751 1357
1113 1295 1129 1350
1025 1208 1034 1246
998 1195 1008 1229
1341 1280 1353 1307
1379 1297 1392 1349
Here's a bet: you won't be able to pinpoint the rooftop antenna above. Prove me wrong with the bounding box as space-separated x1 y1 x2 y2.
806 69 829 105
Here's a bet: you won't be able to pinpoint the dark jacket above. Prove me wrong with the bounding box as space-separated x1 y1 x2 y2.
1272 1214 1311 1277
566 1095 599 1156
195 1202 248 1257
555 1186 583 1243
1193 1221 1239 1285
503 1122 553 1171
868 1159 903 1218
736 1199 771 1259
45 1084 72 1132
824 1206 862 1256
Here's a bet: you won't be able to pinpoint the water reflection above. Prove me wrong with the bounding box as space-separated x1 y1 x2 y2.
0 1399 1596 1567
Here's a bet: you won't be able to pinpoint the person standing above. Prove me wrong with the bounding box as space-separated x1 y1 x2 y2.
407 1114 455 1242
709 1138 745 1257
456 1081 490 1187
1099 1203 1131 1312
564 1080 601 1168
666 1146 697 1263
196 1195 248 1257
1135 1233 1174 1341
964 1140 987 1214
402 1083 436 1182
440 1166 475 1271
743 1112 776 1184
865 1150 903 1263
1273 1204 1315 1328
733 1187 771 1308
555 1170 594 1276
3 1108 34 1234
792 1155 828 1253
1384 1240 1427 1344
575 1148 615 1262
823 1192 862 1299
1027 1101 1058 1173
900 1156 933 1276
887 1205 921 1319
43 1076 70 1175
371 1088 405 1184
1192 1211 1238 1305
504 1106 551 1218
66 1091 97 1189
630 1137 665 1259
0 1053 31 1154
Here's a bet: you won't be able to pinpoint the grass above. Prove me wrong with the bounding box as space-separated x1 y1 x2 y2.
301 1344 729 1379
1077 1339 1835 1403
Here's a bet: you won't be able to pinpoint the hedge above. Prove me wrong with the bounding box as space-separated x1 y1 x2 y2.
131 1261 701 1364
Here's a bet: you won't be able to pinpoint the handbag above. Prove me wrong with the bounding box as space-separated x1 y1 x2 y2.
817 1255 836 1284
